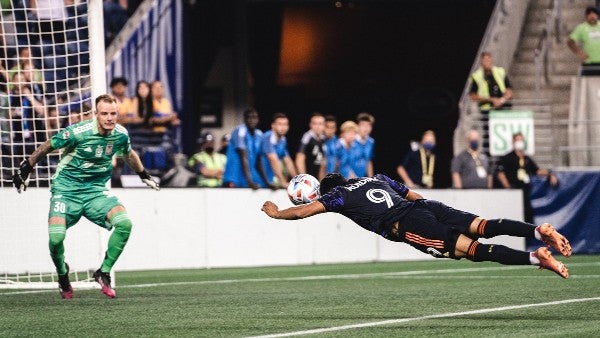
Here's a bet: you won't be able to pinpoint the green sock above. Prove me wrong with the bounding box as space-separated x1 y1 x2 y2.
100 212 132 273
48 225 67 275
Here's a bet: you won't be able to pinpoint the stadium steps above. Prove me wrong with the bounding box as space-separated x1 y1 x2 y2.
507 0 594 168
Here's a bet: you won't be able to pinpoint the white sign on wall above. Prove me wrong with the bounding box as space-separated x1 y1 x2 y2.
489 110 535 156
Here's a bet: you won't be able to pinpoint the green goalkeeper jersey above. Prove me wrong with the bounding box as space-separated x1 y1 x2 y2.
50 119 131 193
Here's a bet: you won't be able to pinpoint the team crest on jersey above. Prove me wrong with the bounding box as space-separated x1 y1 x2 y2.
106 143 113 156
63 130 70 139
95 145 103 157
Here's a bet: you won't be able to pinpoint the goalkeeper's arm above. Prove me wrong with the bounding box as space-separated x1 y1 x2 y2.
123 150 160 190
13 140 55 193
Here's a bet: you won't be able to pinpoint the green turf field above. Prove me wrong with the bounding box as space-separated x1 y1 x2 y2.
1 255 599 337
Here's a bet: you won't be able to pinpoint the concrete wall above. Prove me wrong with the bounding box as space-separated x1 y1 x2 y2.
0 188 524 273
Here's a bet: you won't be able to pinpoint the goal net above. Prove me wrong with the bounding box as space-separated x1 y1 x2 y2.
0 0 113 290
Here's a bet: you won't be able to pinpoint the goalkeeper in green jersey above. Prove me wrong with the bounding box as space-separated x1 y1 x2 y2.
12 94 159 299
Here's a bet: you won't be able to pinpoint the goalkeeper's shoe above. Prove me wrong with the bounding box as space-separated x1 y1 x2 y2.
537 223 572 257
58 263 73 299
533 247 569 279
93 269 116 298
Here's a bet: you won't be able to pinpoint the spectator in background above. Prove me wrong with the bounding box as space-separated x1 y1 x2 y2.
295 112 326 180
336 120 362 179
126 80 153 129
9 71 47 155
469 51 513 151
397 130 437 189
356 112 375 177
323 114 338 174
29 0 68 44
67 102 92 126
8 47 44 88
496 132 558 224
188 132 226 187
103 0 129 45
150 80 180 133
109 77 132 122
261 113 297 188
568 6 600 75
451 129 492 189
222 108 272 189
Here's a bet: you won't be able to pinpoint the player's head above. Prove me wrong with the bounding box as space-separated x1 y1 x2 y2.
324 115 337 138
243 108 260 131
320 173 347 195
94 94 118 134
339 120 358 144
309 112 325 135
271 112 289 137
356 112 375 138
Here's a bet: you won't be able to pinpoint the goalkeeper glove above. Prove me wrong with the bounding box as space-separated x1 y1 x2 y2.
137 169 160 191
13 158 33 193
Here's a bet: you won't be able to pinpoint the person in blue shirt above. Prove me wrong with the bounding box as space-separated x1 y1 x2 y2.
261 173 572 279
261 113 297 188
355 112 375 177
222 108 272 189
336 120 363 179
323 115 338 174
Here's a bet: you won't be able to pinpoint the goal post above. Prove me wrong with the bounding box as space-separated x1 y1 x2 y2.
0 0 113 290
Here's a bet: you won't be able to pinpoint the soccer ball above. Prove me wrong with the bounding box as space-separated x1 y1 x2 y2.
287 174 321 205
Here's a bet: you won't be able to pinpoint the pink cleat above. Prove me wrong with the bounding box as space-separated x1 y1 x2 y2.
537 223 572 257
533 247 569 279
93 269 116 298
58 263 73 299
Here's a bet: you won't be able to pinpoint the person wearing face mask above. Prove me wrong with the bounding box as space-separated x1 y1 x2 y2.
188 132 227 187
496 132 558 223
397 130 437 189
451 130 492 189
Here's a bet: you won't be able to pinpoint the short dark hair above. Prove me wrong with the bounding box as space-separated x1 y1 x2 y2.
356 112 375 124
272 112 288 122
585 6 599 15
110 77 128 87
319 173 347 196
512 132 524 140
324 114 337 123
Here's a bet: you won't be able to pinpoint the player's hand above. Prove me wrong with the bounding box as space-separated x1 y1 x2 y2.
266 182 279 191
261 201 279 218
12 159 33 193
137 170 160 191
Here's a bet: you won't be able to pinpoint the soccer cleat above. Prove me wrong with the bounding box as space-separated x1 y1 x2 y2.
533 247 569 279
93 269 116 298
537 223 572 257
58 263 73 299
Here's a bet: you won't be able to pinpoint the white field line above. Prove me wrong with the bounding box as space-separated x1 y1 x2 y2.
1 262 599 296
247 296 600 338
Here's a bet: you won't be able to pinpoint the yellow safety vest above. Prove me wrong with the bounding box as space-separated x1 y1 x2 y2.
471 66 506 110
188 151 227 187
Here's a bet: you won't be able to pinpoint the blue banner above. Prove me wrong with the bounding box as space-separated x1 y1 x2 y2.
105 0 183 112
528 171 600 254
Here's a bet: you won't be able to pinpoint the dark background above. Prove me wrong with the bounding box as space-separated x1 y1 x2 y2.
184 0 496 188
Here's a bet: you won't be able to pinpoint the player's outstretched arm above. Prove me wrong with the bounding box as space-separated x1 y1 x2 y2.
12 140 54 193
261 200 326 220
123 150 160 190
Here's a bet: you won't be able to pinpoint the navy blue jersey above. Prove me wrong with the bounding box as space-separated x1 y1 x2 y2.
318 174 414 238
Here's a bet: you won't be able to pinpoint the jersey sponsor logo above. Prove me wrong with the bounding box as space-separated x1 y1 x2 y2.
106 142 113 155
63 130 70 139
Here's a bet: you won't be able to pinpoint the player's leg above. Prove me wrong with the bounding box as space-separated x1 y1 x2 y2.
48 194 82 299
454 235 569 278
467 217 572 257
85 194 132 298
